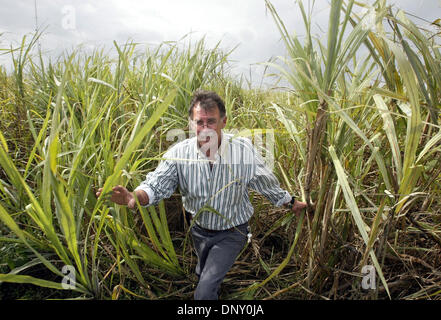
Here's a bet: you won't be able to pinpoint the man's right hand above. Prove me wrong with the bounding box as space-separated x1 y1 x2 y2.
95 185 136 209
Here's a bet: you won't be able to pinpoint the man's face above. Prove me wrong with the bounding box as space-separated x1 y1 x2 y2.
190 103 227 152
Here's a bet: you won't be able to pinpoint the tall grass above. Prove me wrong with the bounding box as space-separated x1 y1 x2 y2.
1 0 441 300
0 37 230 298
261 0 441 299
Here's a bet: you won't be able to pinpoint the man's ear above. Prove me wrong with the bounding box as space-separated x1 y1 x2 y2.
188 117 195 131
221 116 227 128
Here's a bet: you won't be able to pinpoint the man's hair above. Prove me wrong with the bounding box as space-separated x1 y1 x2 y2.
188 89 226 119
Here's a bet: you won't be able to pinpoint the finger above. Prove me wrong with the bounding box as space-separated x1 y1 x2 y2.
112 185 126 193
97 192 112 200
128 198 135 210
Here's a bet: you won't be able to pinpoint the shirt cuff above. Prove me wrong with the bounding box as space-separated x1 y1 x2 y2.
276 191 292 207
134 185 155 207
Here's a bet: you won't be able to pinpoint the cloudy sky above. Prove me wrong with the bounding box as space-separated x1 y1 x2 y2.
1 0 440 86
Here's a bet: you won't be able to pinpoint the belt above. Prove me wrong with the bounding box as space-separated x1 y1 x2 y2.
195 223 234 233
186 211 234 233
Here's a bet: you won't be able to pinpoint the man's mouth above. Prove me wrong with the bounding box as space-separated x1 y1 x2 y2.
198 130 216 143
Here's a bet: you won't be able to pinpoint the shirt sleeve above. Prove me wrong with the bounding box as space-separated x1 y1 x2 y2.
247 144 291 207
134 147 178 207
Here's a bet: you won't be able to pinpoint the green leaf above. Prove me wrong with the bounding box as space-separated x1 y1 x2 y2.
0 273 66 290
241 210 305 295
96 89 177 210
0 130 8 152
373 94 402 182
329 145 390 298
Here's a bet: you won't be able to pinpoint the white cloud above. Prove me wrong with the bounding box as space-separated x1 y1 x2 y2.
0 0 439 85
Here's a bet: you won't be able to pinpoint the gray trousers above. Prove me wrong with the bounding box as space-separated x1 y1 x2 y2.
190 222 248 300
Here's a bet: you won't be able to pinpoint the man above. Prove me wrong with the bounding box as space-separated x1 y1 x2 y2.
96 90 307 300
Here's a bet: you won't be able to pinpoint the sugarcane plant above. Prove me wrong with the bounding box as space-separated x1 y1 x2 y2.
258 0 441 299
0 37 230 298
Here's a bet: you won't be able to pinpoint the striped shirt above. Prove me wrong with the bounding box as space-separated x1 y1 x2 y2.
135 132 291 230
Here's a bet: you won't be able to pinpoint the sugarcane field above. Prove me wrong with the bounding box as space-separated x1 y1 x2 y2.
0 0 441 301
